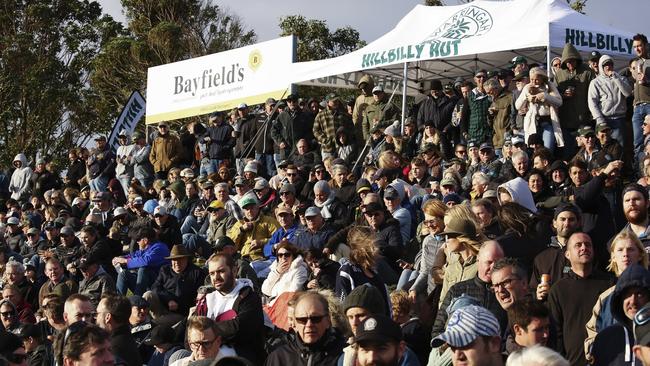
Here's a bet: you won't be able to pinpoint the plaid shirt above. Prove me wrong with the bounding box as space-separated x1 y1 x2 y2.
467 88 493 143
313 107 353 153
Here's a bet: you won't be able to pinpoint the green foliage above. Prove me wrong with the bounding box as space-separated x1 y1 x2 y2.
92 0 257 130
279 15 365 100
424 0 445 5
567 0 588 14
0 0 124 165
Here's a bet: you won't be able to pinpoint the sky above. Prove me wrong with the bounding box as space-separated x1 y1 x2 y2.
97 0 648 45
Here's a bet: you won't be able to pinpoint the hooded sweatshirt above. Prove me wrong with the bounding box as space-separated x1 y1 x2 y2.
206 278 254 319
497 177 537 213
587 55 634 124
555 43 596 129
9 154 32 200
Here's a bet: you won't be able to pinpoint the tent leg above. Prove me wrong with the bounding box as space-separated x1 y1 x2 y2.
546 46 551 76
401 62 408 135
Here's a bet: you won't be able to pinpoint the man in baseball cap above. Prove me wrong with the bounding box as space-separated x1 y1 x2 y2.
432 305 503 365
634 303 650 365
355 315 406 366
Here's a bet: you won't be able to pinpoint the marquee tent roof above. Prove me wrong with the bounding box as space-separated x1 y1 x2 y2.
291 0 636 95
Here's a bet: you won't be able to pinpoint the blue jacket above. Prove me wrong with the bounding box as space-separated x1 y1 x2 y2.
290 224 335 252
264 224 299 259
126 242 170 269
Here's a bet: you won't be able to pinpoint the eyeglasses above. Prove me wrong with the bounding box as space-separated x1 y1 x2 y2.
491 277 521 291
277 252 292 259
189 338 216 350
295 314 328 325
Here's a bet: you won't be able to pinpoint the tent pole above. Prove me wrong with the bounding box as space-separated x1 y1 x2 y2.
401 62 408 135
546 46 551 76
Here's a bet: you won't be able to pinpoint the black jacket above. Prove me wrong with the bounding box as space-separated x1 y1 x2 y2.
265 329 346 366
375 218 405 270
111 325 143 366
214 285 267 366
416 94 455 132
254 111 277 154
206 122 235 160
272 108 315 158
530 237 571 289
154 215 182 251
27 343 52 366
151 263 206 316
306 258 340 291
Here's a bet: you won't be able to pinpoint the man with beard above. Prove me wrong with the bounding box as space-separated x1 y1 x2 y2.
547 232 611 366
619 184 650 252
531 204 582 297
205 254 265 365
355 315 407 366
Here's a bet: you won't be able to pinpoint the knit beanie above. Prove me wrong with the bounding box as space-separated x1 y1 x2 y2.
343 284 386 316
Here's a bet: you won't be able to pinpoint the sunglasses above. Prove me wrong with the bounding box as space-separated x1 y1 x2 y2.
456 150 467 154
286 173 297 177
280 191 293 196
364 211 381 218
277 252 292 259
295 314 328 325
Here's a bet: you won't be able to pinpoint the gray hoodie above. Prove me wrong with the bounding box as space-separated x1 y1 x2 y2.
9 154 32 201
587 55 633 124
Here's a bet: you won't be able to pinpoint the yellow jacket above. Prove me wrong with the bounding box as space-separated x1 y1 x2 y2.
227 214 279 261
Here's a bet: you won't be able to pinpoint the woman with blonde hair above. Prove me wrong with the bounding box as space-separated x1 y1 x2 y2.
334 226 390 312
437 205 484 307
584 230 649 359
515 66 564 152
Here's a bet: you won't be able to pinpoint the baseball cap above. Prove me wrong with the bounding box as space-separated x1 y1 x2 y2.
511 56 528 66
431 305 500 347
207 200 225 211
443 193 462 205
355 315 403 345
479 142 493 151
94 135 107 141
513 71 530 82
238 195 258 209
6 217 20 226
362 202 384 214
237 103 248 110
201 180 214 190
279 183 296 194
595 122 611 134
132 196 144 205
144 325 175 346
383 186 399 201
60 226 75 237
372 85 384 94
78 254 100 271
553 202 582 220
265 98 277 105
440 178 456 188
244 161 258 174
153 206 167 217
430 80 443 91
304 207 321 218
589 50 602 62
27 227 40 236
180 168 195 178
578 126 596 137
511 135 525 146
17 324 41 339
113 207 128 217
286 93 299 101
254 178 269 191
497 69 514 79
474 69 487 77
129 295 149 308
275 205 293 216
234 176 247 187
467 140 479 149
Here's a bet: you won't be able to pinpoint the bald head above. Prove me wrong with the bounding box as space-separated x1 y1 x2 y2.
477 240 505 282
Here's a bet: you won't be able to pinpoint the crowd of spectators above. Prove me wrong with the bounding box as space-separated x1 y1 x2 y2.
0 37 649 366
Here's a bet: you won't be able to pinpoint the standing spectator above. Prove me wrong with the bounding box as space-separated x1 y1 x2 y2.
65 149 86 189
313 95 354 160
515 67 564 152
464 70 492 144
132 131 154 189
96 294 143 366
9 153 33 201
631 34 650 157
115 130 136 196
555 43 596 159
588 55 633 147
150 123 182 180
484 78 513 155
272 94 314 163
87 136 115 193
352 75 376 144
253 98 278 178
362 85 400 141
204 111 235 175
416 80 455 135
234 103 257 175
547 232 612 366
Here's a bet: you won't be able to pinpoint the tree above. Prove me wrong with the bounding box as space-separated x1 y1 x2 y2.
567 0 588 14
424 0 444 5
91 0 257 129
279 15 366 100
279 15 365 62
0 0 124 164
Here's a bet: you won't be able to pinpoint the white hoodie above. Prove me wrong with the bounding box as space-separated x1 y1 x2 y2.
206 278 254 319
498 177 537 213
9 154 32 200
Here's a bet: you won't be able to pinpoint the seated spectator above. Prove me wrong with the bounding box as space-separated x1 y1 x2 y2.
354 315 411 366
312 180 349 231
390 290 430 365
263 205 301 275
265 292 346 366
2 285 35 324
129 295 155 363
38 257 78 305
3 261 38 310
304 248 340 291
261 242 308 304
145 245 206 324
506 345 569 366
0 299 22 333
291 207 335 252
63 294 95 326
17 323 53 366
113 227 170 296
77 254 117 307
506 298 551 355
144 324 183 366
96 294 143 366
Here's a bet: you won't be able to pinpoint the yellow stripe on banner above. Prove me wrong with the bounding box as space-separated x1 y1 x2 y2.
145 88 290 124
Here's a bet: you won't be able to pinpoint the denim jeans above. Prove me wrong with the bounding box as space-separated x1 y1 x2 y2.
89 175 109 193
116 266 158 296
560 128 578 160
396 269 419 291
182 233 211 259
251 259 274 279
255 153 276 177
539 122 556 153
117 176 132 197
605 117 625 149
200 159 224 177
633 104 650 155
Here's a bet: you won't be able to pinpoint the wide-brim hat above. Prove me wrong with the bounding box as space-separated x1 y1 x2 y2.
165 245 193 260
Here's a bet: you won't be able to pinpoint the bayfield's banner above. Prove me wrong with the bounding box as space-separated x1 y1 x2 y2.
146 36 294 124
108 91 146 152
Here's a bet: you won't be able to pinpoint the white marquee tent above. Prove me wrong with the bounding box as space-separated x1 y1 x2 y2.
291 0 637 97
